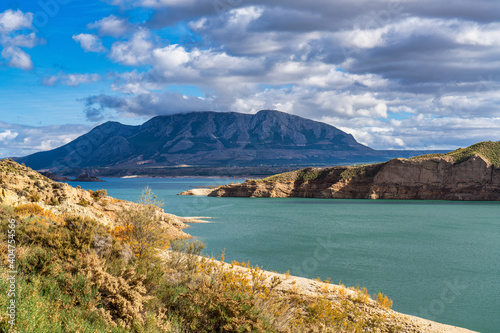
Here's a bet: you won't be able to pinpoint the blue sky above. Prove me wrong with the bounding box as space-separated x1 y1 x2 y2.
0 0 499 157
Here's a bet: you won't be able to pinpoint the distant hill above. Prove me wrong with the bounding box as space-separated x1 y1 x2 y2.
16 110 442 176
409 141 500 166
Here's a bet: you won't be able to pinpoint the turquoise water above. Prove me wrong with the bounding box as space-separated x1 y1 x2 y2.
72 178 500 333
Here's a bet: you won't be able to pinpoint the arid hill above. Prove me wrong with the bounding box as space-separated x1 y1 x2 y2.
0 158 195 238
185 141 500 201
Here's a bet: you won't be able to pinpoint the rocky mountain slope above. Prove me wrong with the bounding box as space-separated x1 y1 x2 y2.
15 110 438 175
188 141 500 201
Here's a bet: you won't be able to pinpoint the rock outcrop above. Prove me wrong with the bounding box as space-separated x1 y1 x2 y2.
207 153 500 201
178 188 215 196
72 173 104 182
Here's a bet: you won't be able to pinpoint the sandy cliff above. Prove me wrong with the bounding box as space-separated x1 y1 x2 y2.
202 153 500 200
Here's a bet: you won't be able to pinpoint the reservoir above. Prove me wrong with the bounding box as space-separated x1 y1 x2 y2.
71 177 500 333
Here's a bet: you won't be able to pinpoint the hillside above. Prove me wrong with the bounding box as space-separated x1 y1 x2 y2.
15 110 440 176
196 141 500 200
0 159 195 238
0 159 476 332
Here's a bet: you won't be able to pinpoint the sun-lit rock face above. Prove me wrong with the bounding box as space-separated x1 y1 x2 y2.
208 153 500 201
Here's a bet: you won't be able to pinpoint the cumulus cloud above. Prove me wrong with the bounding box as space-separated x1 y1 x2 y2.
0 122 91 158
0 9 42 70
1 46 33 70
0 130 18 142
81 92 213 121
72 33 106 53
0 9 32 33
109 30 153 65
68 0 500 149
87 15 131 37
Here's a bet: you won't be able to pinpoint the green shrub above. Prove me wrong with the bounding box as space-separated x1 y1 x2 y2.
30 193 41 202
77 198 90 207
340 166 367 181
114 187 169 260
89 189 107 201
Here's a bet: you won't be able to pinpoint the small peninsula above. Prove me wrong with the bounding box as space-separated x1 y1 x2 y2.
181 141 500 201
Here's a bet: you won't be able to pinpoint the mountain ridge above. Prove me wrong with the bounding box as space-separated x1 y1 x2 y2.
16 110 442 175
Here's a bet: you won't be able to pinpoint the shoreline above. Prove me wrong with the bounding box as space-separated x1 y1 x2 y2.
161 251 478 333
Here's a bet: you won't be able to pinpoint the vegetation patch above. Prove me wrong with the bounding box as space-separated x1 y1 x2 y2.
77 198 90 207
0 189 398 333
408 141 500 166
445 141 500 166
409 153 445 161
89 189 108 201
339 166 367 181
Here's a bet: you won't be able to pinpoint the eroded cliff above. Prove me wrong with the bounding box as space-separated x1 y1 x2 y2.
206 141 500 200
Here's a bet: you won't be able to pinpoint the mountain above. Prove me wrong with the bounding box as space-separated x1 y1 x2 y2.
16 110 440 176
202 141 500 201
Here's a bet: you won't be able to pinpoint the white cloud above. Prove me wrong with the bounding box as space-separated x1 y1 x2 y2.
110 30 153 65
0 130 18 142
2 32 40 48
338 26 390 49
72 33 106 53
152 44 191 71
42 73 102 87
87 15 130 37
0 122 90 158
0 9 41 70
455 22 500 46
0 10 32 33
64 73 101 86
1 46 33 70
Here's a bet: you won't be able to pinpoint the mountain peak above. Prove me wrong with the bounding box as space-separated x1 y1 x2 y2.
16 110 374 171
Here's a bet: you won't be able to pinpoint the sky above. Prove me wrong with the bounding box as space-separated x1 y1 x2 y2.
0 0 499 157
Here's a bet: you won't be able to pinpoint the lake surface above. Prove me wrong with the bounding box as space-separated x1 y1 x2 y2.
71 177 500 333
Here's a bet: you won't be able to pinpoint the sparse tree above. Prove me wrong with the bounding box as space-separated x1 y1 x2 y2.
116 187 167 260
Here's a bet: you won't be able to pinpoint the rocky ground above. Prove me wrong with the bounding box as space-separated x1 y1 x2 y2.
0 158 199 240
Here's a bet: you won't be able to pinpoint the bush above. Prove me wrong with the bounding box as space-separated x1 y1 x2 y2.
30 193 41 202
49 197 60 206
375 293 393 310
77 198 90 207
14 203 44 215
115 187 169 260
89 189 107 201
